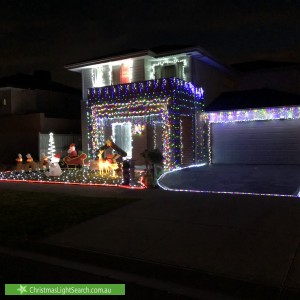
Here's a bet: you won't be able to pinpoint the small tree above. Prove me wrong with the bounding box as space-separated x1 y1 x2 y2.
140 149 164 187
47 132 56 158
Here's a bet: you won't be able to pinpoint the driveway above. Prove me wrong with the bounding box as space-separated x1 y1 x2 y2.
158 164 300 196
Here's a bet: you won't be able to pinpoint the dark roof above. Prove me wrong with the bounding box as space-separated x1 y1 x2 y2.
65 45 233 75
231 60 300 72
66 45 194 67
205 89 300 111
149 44 194 53
0 71 81 95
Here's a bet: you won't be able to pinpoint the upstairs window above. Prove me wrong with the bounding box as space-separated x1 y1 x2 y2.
120 63 130 84
112 65 121 85
0 98 7 107
161 65 176 78
154 63 184 79
111 61 132 85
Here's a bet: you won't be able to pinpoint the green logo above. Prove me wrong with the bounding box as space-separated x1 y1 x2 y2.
5 284 125 296
17 285 27 295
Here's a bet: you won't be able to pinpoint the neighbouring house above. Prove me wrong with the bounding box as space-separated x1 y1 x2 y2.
0 70 82 164
199 89 300 165
66 46 235 168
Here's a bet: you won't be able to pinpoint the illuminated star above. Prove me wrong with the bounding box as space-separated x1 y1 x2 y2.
17 285 27 294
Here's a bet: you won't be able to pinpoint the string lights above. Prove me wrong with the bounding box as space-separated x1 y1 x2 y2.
157 164 300 198
149 56 189 81
47 132 56 158
132 123 145 135
91 59 133 87
205 106 300 124
202 106 300 164
87 78 204 170
0 167 145 189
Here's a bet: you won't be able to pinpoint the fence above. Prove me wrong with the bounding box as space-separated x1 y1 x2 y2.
39 133 82 160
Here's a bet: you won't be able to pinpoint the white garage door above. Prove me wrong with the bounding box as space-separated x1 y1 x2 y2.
211 119 300 164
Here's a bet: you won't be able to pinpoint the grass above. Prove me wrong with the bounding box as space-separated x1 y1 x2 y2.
0 189 140 243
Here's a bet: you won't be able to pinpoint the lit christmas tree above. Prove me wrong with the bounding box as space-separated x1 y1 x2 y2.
47 132 56 158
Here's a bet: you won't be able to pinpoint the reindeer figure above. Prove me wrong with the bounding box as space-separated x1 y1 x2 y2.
25 153 37 172
15 153 24 173
38 153 49 171
98 159 110 175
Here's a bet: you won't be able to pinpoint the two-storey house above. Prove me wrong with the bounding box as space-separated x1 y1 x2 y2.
66 46 235 168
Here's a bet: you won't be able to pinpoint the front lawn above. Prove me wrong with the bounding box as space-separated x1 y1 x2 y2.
0 190 139 243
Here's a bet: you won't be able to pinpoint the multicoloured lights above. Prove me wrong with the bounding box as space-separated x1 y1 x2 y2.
205 106 300 124
149 56 189 81
132 123 145 135
87 78 204 170
0 168 145 189
92 59 133 87
200 106 300 164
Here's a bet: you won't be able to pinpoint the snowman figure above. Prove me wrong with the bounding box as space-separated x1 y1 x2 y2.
46 153 62 177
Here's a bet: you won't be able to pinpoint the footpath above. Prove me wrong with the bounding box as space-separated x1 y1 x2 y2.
1 181 300 299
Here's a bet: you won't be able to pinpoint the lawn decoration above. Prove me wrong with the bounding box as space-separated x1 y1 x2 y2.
67 143 78 158
63 153 87 168
98 158 111 175
25 153 37 172
39 153 49 171
15 153 23 172
89 139 125 176
100 139 127 158
106 153 119 176
46 153 62 177
47 132 56 158
63 143 87 168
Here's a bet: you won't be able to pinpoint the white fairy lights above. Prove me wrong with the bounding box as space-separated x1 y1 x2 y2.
47 132 56 158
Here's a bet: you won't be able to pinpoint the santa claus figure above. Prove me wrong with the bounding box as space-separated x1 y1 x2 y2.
67 143 78 158
46 153 62 177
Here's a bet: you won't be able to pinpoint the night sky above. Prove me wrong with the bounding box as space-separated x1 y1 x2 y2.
1 0 300 88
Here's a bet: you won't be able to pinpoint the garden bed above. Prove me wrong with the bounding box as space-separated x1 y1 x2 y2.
0 167 144 188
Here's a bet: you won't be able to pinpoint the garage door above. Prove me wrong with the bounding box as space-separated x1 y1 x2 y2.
211 119 300 164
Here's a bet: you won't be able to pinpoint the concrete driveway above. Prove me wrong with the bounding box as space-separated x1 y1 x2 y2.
158 164 300 196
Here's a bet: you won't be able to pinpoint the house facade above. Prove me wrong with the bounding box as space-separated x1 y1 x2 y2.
67 46 235 168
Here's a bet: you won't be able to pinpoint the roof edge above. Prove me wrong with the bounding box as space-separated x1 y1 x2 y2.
65 50 154 70
65 46 235 75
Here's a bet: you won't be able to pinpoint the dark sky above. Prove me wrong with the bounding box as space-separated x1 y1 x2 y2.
1 0 300 88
